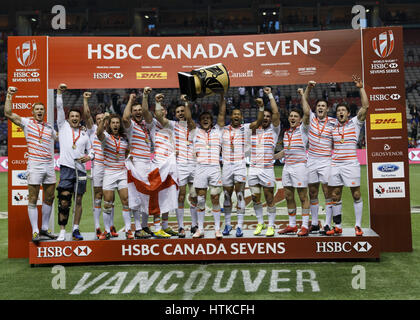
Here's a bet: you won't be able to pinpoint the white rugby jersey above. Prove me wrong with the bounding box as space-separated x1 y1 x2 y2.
126 118 155 162
248 124 281 168
307 111 335 162
331 116 363 165
20 117 56 164
283 123 309 165
194 124 222 166
167 120 196 165
221 123 250 165
100 131 129 171
87 124 105 166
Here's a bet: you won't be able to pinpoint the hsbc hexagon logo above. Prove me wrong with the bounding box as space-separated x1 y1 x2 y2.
74 246 92 257
390 93 401 100
16 40 38 67
353 242 372 252
372 30 394 58
113 72 124 79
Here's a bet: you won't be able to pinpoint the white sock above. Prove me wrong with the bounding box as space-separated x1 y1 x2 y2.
154 215 161 232
103 207 112 233
28 205 39 234
73 224 79 231
325 198 333 227
93 199 102 229
176 207 184 229
288 208 297 227
237 209 245 228
212 208 221 231
254 202 264 224
332 201 342 229
122 208 131 232
268 206 276 227
41 202 52 231
133 210 142 230
310 199 319 226
190 205 198 227
197 209 205 230
302 208 310 229
354 199 363 227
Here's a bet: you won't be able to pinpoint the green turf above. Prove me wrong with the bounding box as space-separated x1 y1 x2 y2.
0 165 419 300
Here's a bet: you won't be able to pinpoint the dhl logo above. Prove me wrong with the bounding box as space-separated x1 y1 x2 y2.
136 72 167 79
370 113 402 130
12 122 25 138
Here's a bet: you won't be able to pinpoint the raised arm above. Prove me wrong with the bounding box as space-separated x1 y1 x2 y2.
301 80 316 126
96 112 109 142
354 75 369 122
82 91 94 130
181 94 196 131
4 87 21 126
122 92 136 129
154 93 169 128
217 93 226 128
264 87 280 127
249 98 265 130
142 87 153 124
56 83 67 128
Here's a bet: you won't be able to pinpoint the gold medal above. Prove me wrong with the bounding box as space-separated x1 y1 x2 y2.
145 138 150 144
72 144 76 149
340 139 344 144
186 141 191 146
39 139 42 144
206 145 210 149
287 145 291 150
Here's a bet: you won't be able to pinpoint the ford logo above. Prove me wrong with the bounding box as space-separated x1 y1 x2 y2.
378 164 399 172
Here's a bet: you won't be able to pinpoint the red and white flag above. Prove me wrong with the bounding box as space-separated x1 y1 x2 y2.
126 155 179 215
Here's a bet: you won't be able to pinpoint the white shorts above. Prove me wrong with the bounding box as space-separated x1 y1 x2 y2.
178 163 196 186
222 162 247 186
248 166 276 188
92 163 105 188
103 169 128 191
328 163 361 187
193 164 222 189
282 163 308 188
307 159 331 185
27 161 56 185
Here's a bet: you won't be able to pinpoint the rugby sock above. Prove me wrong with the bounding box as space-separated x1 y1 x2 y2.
332 201 342 229
237 208 245 229
254 202 264 224
73 224 79 232
325 199 333 227
302 208 310 229
153 215 162 232
236 191 246 228
176 206 184 229
354 199 363 227
223 207 232 226
288 208 297 227
141 211 149 229
162 212 169 230
133 210 142 231
28 204 39 234
268 206 276 228
122 207 131 232
212 205 221 231
103 207 112 233
93 199 102 230
310 199 319 226
190 205 198 228
41 202 52 231
110 206 115 225
197 209 205 231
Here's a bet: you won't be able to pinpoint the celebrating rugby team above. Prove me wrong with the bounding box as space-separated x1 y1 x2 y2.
4 74 369 242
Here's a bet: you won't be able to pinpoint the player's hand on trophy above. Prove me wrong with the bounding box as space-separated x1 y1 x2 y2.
143 87 152 96
83 91 91 99
263 87 272 95
255 98 264 107
352 75 363 88
58 83 67 93
180 94 188 102
104 112 110 120
155 93 164 103
7 87 17 96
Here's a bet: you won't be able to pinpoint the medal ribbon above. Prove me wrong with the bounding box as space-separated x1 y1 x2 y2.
286 127 297 149
316 116 328 139
338 120 349 143
33 119 45 143
72 127 81 147
111 135 121 158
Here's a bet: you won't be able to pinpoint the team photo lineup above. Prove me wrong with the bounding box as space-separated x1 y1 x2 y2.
4 71 369 243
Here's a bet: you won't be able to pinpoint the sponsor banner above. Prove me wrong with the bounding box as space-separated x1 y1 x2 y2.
372 181 405 199
363 26 412 251
11 189 43 206
47 29 362 88
29 232 380 264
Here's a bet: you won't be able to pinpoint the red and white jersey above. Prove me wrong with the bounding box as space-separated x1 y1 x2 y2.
20 117 56 164
194 124 222 166
101 131 129 171
307 112 335 162
87 124 105 166
221 123 250 165
126 118 155 162
248 124 281 168
332 117 364 165
167 120 196 164
283 123 309 165
152 124 176 164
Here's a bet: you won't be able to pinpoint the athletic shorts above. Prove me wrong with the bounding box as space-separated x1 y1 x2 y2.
328 163 361 187
222 162 247 186
307 159 331 185
27 161 56 185
282 163 308 188
91 162 105 188
103 169 128 191
193 164 222 189
248 166 276 188
57 165 86 195
178 163 196 186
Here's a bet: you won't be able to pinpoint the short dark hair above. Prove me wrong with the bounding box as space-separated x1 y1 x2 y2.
289 107 303 118
199 111 213 123
315 99 329 108
68 107 81 117
336 102 350 113
230 107 242 116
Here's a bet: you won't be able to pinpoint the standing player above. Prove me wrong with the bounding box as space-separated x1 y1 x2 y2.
327 75 369 236
248 87 281 237
96 113 131 239
82 92 119 239
4 87 57 242
192 94 225 239
218 97 264 237
56 84 94 241
300 81 336 234
122 88 155 239
277 95 311 236
154 94 197 238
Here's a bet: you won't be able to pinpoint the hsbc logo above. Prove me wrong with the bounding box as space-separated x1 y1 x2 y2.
16 39 38 67
12 102 33 110
37 245 92 258
372 30 394 58
353 242 372 252
93 72 124 79
369 93 400 101
316 241 372 253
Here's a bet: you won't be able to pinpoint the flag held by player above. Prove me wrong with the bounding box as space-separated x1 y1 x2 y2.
126 156 179 215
